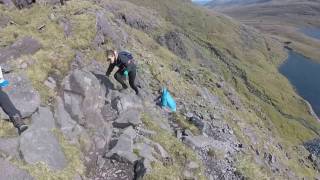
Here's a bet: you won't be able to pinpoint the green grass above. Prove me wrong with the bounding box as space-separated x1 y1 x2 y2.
172 113 200 135
0 1 99 103
236 154 270 180
142 113 206 180
0 120 17 138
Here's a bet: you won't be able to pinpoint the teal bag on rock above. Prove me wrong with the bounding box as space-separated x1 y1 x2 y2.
161 88 177 112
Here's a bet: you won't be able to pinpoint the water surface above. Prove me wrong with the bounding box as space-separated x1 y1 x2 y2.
300 28 320 40
279 51 320 118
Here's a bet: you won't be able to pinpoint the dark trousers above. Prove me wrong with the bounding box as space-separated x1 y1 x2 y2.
114 68 139 95
0 89 20 119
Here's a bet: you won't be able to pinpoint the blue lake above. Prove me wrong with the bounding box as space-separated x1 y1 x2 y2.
300 28 320 40
192 0 212 5
279 51 320 118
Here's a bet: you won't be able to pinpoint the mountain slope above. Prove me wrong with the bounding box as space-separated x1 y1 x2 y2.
0 0 320 179
207 0 320 62
206 0 272 7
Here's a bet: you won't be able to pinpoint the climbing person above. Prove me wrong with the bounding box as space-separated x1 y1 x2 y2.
0 66 28 135
0 90 28 135
105 50 140 96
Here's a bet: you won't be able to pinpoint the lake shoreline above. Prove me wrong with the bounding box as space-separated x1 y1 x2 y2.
279 50 320 120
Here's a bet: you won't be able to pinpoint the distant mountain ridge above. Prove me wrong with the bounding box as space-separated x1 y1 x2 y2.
206 0 272 7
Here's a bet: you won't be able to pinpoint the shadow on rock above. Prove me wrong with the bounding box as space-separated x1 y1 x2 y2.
92 73 115 96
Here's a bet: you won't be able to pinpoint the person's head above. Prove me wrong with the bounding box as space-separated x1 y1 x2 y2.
106 50 118 64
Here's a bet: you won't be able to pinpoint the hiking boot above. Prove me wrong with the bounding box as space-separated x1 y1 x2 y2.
10 115 28 135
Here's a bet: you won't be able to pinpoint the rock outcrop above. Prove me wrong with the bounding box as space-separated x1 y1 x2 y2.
0 37 41 64
20 107 67 171
0 158 34 180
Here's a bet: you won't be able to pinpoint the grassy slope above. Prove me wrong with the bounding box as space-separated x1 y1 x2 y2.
0 1 206 179
213 0 320 62
126 0 320 178
0 0 319 179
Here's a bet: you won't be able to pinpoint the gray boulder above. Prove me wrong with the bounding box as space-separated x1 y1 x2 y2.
0 72 41 119
111 92 143 114
63 70 106 129
61 70 112 152
0 0 15 7
106 127 138 164
20 107 67 171
20 129 67 170
55 96 83 142
31 107 56 130
93 11 128 49
0 137 19 158
0 158 34 180
113 109 142 129
0 37 41 64
187 113 206 131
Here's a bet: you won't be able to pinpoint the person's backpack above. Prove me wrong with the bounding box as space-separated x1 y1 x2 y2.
120 51 134 60
161 88 177 112
119 51 134 77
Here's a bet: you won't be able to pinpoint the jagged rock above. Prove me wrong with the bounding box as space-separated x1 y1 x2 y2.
20 107 67 170
153 143 169 159
20 128 67 170
62 70 106 129
55 96 83 142
113 109 142 129
15 0 35 8
31 107 56 130
0 72 41 119
188 114 206 130
105 128 138 164
70 51 86 70
122 126 137 139
158 31 188 59
111 92 143 114
93 11 128 49
137 127 156 138
106 127 138 164
0 137 19 158
0 37 41 64
308 154 320 171
104 1 162 33
0 0 14 7
0 158 34 180
134 143 156 162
